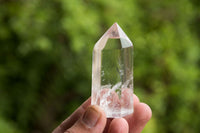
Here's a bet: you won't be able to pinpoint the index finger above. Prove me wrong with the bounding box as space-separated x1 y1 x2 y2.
124 102 152 133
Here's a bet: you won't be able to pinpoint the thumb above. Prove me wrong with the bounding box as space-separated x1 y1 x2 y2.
65 105 106 133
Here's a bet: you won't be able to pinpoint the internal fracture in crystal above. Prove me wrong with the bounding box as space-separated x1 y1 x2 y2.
91 23 133 118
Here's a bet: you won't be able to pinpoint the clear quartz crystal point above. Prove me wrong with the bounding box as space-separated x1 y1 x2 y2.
91 23 134 118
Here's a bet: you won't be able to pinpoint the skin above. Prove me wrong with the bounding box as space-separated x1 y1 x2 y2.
52 94 152 133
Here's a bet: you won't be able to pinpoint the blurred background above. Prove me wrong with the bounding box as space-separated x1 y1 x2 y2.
0 0 200 133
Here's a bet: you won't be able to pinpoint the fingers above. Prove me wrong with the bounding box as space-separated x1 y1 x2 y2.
53 94 150 133
53 98 91 133
108 118 129 133
103 94 140 133
125 103 152 133
131 103 152 133
133 94 140 106
65 105 107 133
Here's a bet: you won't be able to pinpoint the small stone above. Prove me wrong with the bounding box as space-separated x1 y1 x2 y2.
91 23 134 118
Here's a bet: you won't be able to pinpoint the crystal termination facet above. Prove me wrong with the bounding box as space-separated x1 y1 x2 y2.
91 23 133 118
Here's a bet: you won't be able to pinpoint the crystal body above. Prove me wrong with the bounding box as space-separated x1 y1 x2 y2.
91 23 134 118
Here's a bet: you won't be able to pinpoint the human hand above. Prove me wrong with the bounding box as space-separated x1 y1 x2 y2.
52 94 152 133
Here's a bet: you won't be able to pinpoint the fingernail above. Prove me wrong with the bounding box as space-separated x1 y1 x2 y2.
82 106 101 128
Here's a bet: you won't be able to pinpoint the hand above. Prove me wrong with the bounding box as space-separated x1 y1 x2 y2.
52 94 152 133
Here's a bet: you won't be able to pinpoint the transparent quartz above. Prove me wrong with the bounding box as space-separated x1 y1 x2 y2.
91 23 133 118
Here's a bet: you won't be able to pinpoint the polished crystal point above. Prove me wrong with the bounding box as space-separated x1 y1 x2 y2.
91 23 133 118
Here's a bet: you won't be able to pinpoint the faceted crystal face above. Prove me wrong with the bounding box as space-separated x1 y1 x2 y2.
92 23 133 118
